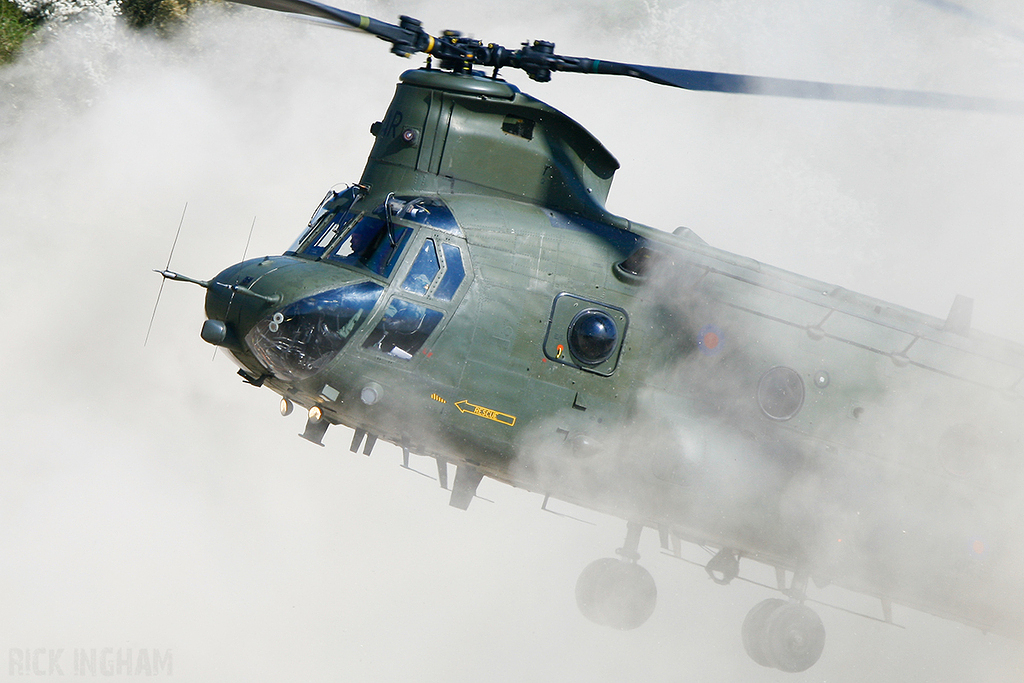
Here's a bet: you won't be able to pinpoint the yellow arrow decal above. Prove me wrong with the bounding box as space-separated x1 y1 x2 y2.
454 400 516 427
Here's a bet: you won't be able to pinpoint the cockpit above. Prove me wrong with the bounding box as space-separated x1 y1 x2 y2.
288 187 463 271
248 188 469 382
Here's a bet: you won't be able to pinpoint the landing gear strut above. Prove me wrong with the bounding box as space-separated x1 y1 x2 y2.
575 522 657 630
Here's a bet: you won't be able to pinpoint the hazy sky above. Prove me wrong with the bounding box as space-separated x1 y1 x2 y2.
2 0 1024 680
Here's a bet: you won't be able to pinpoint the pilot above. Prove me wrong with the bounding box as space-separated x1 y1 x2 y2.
347 222 377 260
370 298 429 358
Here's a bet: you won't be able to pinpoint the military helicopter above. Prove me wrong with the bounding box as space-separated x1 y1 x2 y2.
156 0 1024 673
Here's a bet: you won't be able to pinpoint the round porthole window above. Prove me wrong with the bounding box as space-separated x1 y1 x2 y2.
757 366 805 420
567 309 618 365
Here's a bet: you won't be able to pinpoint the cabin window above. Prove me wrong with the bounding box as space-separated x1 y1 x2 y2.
543 293 628 376
757 366 804 420
567 310 618 365
362 297 444 360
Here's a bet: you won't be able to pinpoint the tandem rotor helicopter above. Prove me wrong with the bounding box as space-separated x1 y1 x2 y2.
156 0 1024 673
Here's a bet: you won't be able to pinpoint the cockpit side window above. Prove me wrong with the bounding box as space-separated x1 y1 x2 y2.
398 238 467 302
362 297 444 360
401 239 441 295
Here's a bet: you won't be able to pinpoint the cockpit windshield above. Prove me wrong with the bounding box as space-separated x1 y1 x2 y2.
290 192 462 285
288 186 362 258
246 281 384 381
325 215 412 278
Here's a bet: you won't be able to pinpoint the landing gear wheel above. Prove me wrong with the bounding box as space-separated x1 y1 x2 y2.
764 602 826 672
575 558 657 630
741 598 786 667
742 599 826 671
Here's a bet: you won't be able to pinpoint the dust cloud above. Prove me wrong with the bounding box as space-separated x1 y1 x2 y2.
2 0 1024 681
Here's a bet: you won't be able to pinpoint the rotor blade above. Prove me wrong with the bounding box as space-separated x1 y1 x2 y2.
224 0 1024 115
584 61 1024 114
228 0 416 44
914 0 1024 44
284 14 363 33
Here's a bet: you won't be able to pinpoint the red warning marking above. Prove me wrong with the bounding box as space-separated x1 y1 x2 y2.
697 324 724 355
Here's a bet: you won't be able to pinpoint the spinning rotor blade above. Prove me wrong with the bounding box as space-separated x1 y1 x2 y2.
228 0 1024 114
231 0 388 34
228 0 434 54
587 61 1024 114
914 0 1024 44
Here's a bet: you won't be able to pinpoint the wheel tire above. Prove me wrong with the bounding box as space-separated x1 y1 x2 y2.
741 598 786 667
763 602 826 672
575 558 657 630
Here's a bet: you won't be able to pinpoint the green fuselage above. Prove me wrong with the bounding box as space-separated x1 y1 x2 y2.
202 68 1024 641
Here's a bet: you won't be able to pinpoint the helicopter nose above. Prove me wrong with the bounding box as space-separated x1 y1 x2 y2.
200 256 385 381
201 258 282 350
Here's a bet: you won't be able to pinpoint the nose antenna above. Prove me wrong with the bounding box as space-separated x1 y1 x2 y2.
145 202 189 346
153 269 210 288
153 268 280 304
241 215 257 261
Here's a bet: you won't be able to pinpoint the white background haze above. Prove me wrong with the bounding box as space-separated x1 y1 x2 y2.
2 0 1024 680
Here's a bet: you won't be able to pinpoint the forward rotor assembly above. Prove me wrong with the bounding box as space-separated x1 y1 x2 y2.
233 0 1024 114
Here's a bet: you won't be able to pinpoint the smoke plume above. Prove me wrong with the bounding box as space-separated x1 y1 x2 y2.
2 0 1023 680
